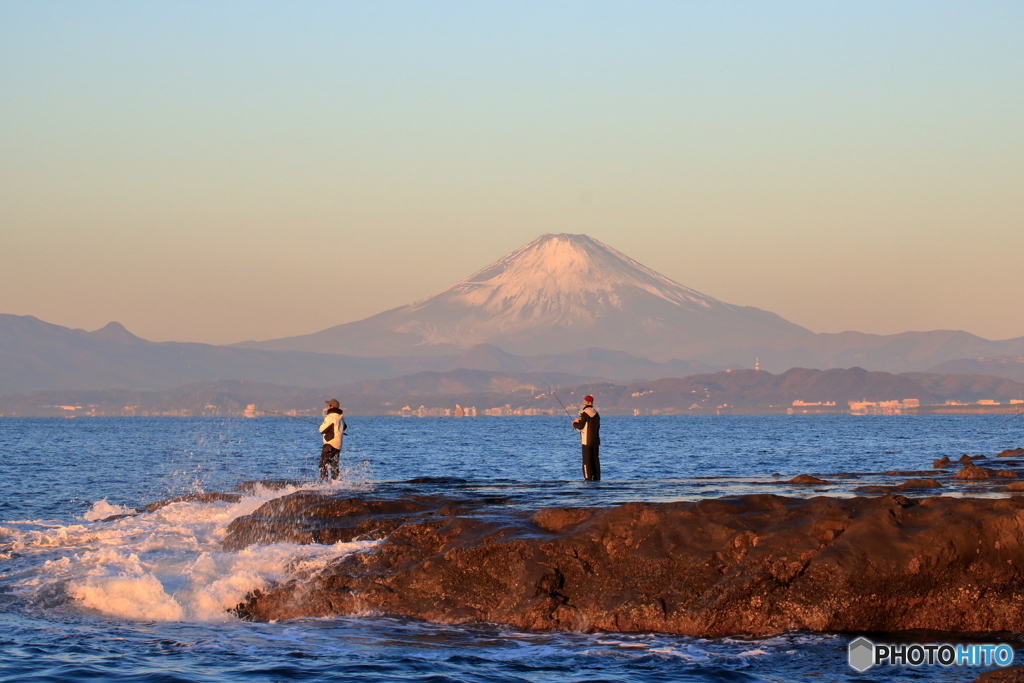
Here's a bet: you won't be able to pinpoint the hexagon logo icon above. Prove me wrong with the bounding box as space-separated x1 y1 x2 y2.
848 637 875 672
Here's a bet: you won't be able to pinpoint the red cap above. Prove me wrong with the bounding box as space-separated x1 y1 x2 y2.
583 395 594 404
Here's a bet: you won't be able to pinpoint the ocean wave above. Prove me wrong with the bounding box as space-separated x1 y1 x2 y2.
80 499 137 521
2 477 378 622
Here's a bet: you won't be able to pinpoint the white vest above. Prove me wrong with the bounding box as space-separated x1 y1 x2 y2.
578 406 599 446
319 413 345 449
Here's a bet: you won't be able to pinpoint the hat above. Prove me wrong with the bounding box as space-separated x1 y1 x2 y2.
583 395 594 404
325 399 340 409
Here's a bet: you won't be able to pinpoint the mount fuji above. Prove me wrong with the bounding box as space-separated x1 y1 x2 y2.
241 233 811 361
4 234 1024 398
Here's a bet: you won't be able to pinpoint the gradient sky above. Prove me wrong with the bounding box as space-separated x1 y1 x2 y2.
2 1 1022 345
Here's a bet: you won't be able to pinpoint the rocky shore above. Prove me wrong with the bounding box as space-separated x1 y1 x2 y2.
226 487 1024 636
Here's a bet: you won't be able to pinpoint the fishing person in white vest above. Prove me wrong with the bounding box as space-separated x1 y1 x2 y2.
318 399 347 481
572 394 601 481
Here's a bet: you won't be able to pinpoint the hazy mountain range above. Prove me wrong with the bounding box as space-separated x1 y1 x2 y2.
2 233 1023 397
0 314 717 396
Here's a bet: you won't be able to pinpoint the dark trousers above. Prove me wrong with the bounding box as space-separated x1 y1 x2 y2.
582 444 601 481
319 444 340 480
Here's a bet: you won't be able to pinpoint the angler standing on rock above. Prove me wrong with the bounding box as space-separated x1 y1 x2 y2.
572 394 601 481
318 399 347 481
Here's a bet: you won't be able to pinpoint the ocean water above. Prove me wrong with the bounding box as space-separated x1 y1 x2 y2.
1 414 1023 682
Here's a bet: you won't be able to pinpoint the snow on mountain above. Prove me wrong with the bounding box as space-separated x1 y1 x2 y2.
427 232 717 318
243 234 811 360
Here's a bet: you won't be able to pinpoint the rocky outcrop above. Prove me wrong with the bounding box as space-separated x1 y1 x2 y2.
956 462 994 480
221 493 445 551
974 667 1024 682
896 478 943 489
788 474 827 484
145 491 242 512
954 462 1016 480
854 478 943 494
230 491 1024 636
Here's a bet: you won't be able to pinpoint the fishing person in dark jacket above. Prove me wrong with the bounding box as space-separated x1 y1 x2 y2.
572 394 601 481
318 399 347 481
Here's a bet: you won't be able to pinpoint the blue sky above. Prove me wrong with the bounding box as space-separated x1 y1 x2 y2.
1 1 1022 343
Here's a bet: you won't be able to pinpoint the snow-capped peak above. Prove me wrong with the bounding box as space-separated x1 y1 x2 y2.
410 233 720 317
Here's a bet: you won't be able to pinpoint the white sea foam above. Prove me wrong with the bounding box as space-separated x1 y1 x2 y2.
81 499 137 521
4 478 376 622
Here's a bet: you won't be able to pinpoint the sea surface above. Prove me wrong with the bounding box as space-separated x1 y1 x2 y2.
1 414 1023 682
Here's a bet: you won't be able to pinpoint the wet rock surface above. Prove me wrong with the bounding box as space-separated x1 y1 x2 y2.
788 474 827 484
853 477 944 494
956 462 994 479
230 490 1024 637
145 491 242 512
221 493 450 551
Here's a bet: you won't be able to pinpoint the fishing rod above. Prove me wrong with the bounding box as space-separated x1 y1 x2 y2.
251 409 319 425
253 408 350 435
549 387 575 424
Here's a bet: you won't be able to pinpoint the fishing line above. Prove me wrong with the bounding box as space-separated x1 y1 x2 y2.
979 408 1024 436
251 409 319 425
549 387 577 433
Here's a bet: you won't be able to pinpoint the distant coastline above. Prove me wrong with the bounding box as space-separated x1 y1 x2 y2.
2 366 1022 418
5 404 1019 418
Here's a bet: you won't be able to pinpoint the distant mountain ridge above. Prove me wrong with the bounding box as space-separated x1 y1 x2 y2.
0 314 712 396
0 314 398 394
686 329 1024 377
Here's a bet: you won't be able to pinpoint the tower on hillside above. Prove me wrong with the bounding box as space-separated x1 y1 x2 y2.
755 357 760 371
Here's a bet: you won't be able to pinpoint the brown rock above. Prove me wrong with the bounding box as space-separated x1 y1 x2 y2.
933 456 951 468
234 479 305 493
955 463 993 480
788 474 828 485
1001 481 1024 492
220 493 441 551
997 471 1019 478
998 448 1024 458
853 478 943 494
229 492 1024 637
532 507 599 533
973 666 1024 682
145 491 242 512
852 485 892 494
895 478 942 489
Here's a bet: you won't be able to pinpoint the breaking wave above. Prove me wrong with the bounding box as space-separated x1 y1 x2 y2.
2 479 375 622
